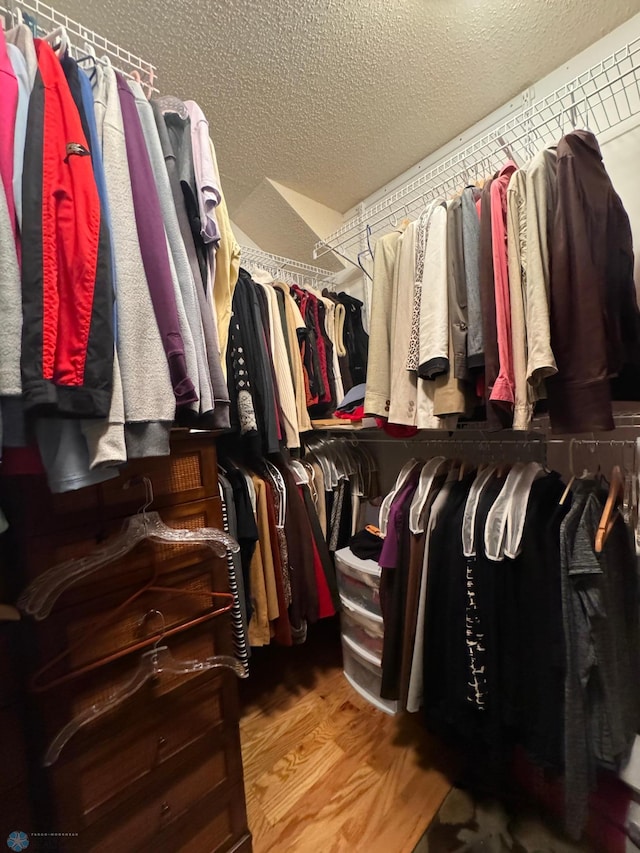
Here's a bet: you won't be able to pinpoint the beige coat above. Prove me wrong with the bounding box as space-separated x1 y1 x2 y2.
364 230 403 417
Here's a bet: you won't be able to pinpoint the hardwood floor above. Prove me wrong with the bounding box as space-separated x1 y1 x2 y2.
239 618 455 853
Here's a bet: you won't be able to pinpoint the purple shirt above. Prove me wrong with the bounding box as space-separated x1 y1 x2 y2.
379 473 420 569
116 73 197 408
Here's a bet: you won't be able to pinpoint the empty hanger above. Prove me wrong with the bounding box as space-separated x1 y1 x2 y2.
19 477 238 621
43 610 245 767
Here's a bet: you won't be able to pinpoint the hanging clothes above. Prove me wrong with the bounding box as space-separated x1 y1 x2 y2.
547 130 640 434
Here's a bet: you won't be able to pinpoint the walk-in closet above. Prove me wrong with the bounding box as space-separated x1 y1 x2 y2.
2 1 640 851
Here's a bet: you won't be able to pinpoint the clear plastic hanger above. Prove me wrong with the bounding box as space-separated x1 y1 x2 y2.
409 457 449 535
264 460 287 527
378 458 422 536
19 478 239 621
43 610 245 767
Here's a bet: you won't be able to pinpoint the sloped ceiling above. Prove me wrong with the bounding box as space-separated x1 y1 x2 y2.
54 0 640 261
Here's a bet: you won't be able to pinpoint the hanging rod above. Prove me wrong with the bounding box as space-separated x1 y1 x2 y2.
311 432 547 446
547 439 638 447
315 34 640 260
0 0 158 93
240 245 338 289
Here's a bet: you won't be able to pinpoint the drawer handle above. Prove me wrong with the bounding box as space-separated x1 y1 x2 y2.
157 736 167 748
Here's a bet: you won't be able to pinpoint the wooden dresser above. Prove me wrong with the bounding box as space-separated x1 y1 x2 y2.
0 431 251 853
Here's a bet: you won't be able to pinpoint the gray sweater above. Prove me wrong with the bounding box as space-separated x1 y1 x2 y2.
560 481 640 838
89 64 174 461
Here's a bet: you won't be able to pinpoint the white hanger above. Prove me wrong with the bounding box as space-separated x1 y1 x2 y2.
484 463 545 561
461 465 498 558
378 458 422 536
409 457 449 535
44 25 70 57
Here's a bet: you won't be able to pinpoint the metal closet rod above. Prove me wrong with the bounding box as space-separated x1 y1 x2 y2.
547 438 638 447
318 434 546 446
316 433 638 447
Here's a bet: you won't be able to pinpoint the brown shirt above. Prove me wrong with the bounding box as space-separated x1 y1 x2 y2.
547 130 640 433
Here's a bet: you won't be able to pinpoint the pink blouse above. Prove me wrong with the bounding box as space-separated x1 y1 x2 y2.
489 161 518 407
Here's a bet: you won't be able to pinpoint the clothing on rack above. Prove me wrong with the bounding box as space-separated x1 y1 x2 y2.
223 263 369 453
0 24 240 491
364 131 640 435
215 447 367 650
358 452 640 840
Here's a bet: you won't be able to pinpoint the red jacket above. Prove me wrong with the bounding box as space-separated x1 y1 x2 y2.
21 40 113 418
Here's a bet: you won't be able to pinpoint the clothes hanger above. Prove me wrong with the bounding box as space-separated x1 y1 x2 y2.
144 65 156 100
461 463 498 559
19 478 238 621
43 25 70 57
409 456 449 534
315 240 372 281
43 611 245 767
595 464 624 553
264 460 287 527
29 574 236 694
378 458 422 536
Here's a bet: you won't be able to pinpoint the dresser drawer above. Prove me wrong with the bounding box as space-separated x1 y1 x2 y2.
0 705 28 794
100 433 219 515
33 622 236 748
73 737 242 852
0 782 33 840
0 432 219 537
32 555 230 681
51 671 240 827
0 623 21 707
160 783 251 853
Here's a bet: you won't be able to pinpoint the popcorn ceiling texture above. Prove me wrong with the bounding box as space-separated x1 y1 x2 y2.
55 0 640 254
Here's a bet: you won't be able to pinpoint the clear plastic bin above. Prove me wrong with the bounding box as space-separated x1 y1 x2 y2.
335 548 382 616
340 594 384 660
341 635 398 715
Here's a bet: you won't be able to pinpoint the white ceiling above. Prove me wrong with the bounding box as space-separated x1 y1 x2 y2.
54 0 640 255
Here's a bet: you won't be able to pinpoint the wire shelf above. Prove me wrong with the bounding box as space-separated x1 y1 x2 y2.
240 245 338 289
0 0 158 93
315 35 640 261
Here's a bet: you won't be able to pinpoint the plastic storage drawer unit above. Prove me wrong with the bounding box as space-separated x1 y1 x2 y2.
341 634 398 715
335 547 382 616
340 594 384 659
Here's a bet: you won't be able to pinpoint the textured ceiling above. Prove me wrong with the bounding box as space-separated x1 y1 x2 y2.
53 0 640 243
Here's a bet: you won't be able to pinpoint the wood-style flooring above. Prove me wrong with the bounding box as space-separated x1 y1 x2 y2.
239 618 455 853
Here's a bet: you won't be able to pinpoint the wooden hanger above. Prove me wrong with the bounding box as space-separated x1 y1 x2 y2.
30 572 235 693
0 604 20 622
595 465 624 553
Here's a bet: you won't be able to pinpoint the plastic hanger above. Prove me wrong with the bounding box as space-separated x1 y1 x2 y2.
378 459 422 536
409 457 449 534
19 478 238 621
43 25 69 57
595 465 624 553
264 460 287 527
43 612 245 767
